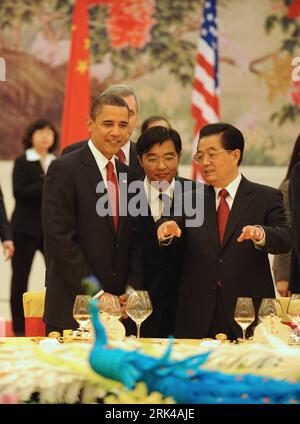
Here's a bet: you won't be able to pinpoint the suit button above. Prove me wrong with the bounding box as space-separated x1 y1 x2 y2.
218 258 223 263
112 272 116 277
211 285 216 290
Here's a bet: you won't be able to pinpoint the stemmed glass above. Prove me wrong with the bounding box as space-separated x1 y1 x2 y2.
258 298 282 335
98 293 122 319
287 294 300 342
125 290 153 339
234 297 255 341
73 295 92 336
258 298 282 322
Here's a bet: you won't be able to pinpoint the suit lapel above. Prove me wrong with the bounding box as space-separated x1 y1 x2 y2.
204 185 219 253
81 146 116 235
221 176 254 249
115 161 132 239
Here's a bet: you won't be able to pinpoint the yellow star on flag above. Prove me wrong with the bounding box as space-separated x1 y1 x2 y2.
71 24 77 32
76 60 88 75
84 38 90 50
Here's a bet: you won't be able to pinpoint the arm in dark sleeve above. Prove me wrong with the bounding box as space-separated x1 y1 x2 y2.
272 180 292 281
0 185 12 241
42 159 92 295
13 158 44 201
262 189 293 255
290 162 300 267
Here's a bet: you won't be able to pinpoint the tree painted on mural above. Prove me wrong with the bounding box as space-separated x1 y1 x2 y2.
262 0 300 126
0 0 202 158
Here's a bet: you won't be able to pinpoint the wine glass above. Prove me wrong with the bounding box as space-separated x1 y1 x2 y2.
98 293 122 319
258 298 282 335
73 295 91 336
234 297 255 341
125 290 153 339
258 298 282 322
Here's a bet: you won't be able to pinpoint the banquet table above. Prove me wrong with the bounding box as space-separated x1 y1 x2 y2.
1 335 300 404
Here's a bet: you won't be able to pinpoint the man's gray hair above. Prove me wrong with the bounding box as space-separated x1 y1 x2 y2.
102 84 140 113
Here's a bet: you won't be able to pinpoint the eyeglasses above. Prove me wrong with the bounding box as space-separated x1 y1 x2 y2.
193 149 232 163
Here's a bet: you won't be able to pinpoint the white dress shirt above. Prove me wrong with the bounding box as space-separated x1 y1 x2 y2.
88 139 117 188
144 177 175 221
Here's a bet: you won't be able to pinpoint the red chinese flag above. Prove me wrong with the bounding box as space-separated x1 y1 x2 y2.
61 0 91 150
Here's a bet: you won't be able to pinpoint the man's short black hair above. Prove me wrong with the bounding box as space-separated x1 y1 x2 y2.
136 126 182 156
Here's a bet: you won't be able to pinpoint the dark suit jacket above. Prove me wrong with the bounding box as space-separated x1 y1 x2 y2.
139 177 197 338
289 162 300 292
0 186 12 241
11 154 45 238
42 145 142 330
61 139 144 178
161 176 293 339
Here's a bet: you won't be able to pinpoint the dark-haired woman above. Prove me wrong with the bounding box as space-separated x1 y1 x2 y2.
10 119 58 336
272 134 300 297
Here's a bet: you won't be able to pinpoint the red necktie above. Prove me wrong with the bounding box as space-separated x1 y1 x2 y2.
116 149 126 164
217 188 230 244
106 161 119 231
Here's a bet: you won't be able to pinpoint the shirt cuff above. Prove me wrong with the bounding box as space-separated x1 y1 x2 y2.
253 225 266 247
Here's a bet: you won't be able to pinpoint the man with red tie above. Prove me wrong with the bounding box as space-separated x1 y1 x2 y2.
61 85 143 178
157 122 292 340
42 94 142 335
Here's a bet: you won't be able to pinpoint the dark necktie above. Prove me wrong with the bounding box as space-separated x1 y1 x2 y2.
116 149 126 164
217 188 230 244
106 161 119 231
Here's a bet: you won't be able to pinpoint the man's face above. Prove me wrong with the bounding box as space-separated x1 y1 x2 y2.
139 139 180 184
196 133 240 187
122 95 138 142
87 105 129 159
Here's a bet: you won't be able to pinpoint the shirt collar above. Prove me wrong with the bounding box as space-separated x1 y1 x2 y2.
144 177 175 201
88 139 117 172
25 148 55 162
116 139 131 164
214 172 242 199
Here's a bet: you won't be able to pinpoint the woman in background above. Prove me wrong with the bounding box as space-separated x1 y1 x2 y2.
10 119 58 336
273 134 300 297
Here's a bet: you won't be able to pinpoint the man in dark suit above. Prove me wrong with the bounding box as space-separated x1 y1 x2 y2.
157 122 293 340
289 161 300 293
61 85 143 178
135 126 197 338
0 186 14 259
42 94 142 334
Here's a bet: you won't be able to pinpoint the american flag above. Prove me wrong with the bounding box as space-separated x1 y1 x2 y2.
191 0 220 180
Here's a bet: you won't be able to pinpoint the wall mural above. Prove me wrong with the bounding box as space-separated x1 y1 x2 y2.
0 0 299 165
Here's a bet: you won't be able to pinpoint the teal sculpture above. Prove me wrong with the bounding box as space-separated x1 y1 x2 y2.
88 297 300 404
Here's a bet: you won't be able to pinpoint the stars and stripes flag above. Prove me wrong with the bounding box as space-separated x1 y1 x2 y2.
191 0 220 180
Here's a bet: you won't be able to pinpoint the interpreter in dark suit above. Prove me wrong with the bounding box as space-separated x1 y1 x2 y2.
289 160 300 293
10 119 58 336
136 126 196 338
61 85 143 178
42 94 142 334
157 122 293 340
0 186 14 260
272 133 300 296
